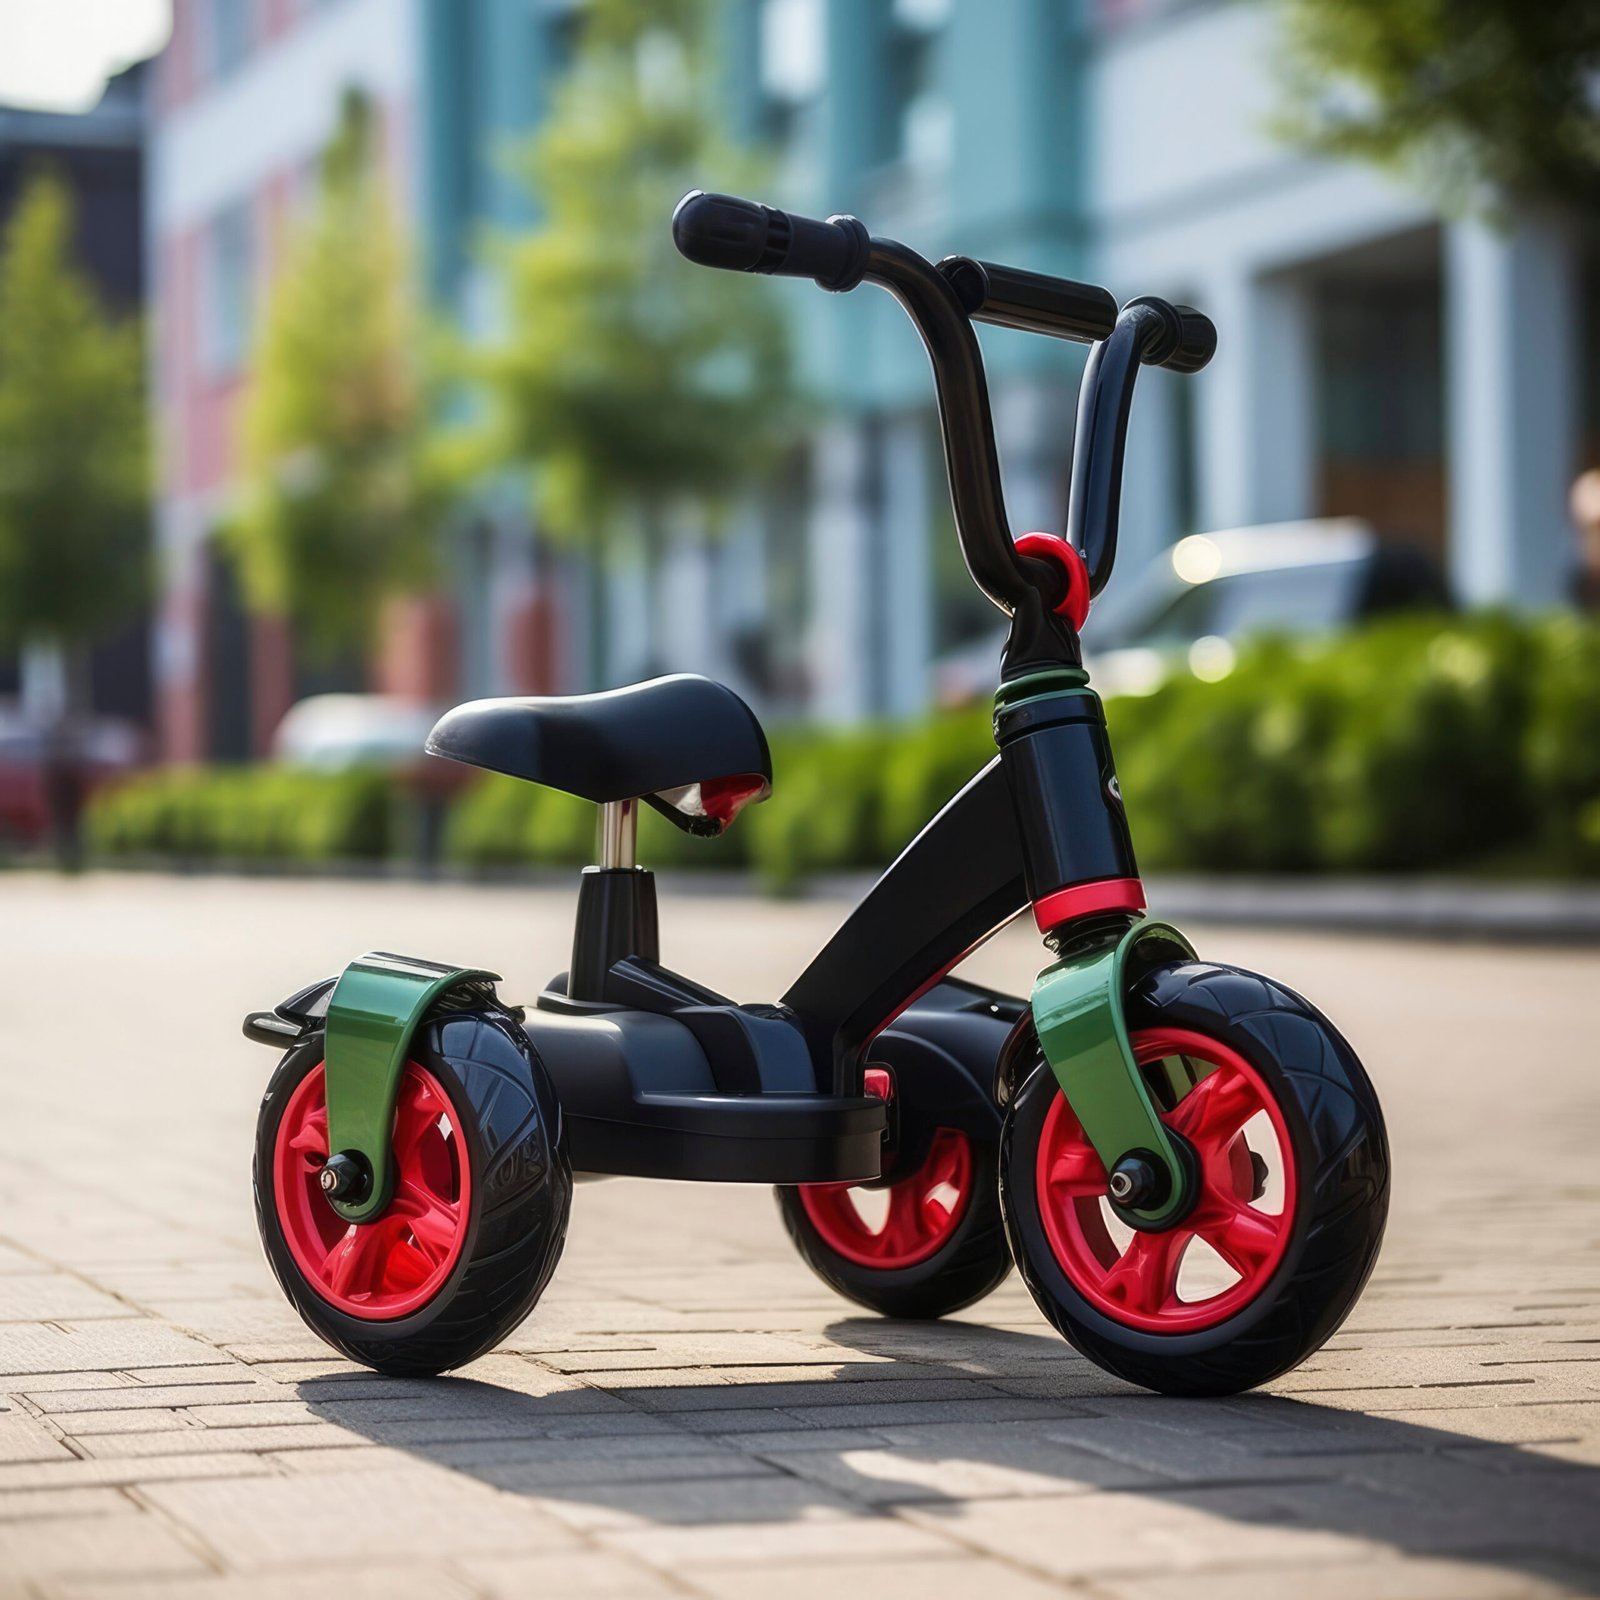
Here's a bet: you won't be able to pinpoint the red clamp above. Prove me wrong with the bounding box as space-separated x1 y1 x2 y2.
1015 532 1091 631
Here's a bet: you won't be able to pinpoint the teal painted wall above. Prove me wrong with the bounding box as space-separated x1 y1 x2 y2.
419 0 1091 396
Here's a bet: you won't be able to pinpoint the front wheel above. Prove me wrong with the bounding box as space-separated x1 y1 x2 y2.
253 1005 571 1375
1000 961 1388 1395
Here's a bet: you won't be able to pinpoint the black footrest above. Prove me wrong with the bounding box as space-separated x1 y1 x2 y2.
565 1091 886 1184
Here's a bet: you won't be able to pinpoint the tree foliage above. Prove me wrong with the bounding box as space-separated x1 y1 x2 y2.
0 171 147 650
479 0 794 548
231 89 442 656
1276 0 1600 211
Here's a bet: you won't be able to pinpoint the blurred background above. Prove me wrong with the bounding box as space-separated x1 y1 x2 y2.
0 0 1596 886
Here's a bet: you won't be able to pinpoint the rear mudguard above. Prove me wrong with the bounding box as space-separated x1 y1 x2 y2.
244 953 503 1225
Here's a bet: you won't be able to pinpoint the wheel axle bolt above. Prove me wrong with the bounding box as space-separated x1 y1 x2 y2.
1108 1152 1166 1209
319 1152 370 1202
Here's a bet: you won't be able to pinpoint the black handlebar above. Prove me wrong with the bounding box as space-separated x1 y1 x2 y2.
671 189 1217 618
939 257 1116 347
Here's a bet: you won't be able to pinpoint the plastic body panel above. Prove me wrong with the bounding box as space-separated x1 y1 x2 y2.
525 1004 887 1182
526 976 1022 1183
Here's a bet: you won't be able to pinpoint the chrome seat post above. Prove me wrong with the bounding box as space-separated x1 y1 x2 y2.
599 798 638 870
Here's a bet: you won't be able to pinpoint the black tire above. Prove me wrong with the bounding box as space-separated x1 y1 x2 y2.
253 1004 572 1376
776 1035 1012 1320
1000 960 1388 1396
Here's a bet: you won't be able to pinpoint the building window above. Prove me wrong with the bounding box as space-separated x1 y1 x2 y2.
759 0 825 146
544 0 584 73
889 0 950 173
203 202 255 377
199 0 254 80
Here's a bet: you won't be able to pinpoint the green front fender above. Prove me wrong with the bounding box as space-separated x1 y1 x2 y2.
322 952 500 1224
1030 919 1197 1229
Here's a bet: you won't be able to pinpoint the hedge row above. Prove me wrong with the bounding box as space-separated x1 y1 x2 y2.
85 613 1600 881
85 765 394 862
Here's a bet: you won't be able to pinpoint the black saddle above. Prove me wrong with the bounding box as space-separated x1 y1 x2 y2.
426 674 772 837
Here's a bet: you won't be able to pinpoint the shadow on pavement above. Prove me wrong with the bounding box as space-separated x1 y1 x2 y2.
295 1318 1600 1593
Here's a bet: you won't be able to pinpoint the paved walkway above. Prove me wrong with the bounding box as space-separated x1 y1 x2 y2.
1 871 1597 1599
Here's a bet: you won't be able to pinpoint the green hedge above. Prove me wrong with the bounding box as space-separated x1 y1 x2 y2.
86 614 1600 881
85 765 393 862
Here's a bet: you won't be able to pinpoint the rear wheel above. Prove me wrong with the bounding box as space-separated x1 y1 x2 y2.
254 1005 571 1375
777 1052 1012 1320
1001 961 1388 1395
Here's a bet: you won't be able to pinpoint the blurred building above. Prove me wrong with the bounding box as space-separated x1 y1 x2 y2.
147 0 1598 759
0 62 151 731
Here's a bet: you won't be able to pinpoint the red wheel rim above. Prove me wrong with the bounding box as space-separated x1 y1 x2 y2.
799 1129 973 1269
273 1061 471 1320
1034 1027 1297 1333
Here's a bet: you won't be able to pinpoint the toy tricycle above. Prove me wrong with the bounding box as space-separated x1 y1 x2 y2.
245 192 1388 1397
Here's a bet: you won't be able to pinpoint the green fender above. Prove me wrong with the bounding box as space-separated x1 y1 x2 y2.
1030 919 1197 1229
322 952 501 1224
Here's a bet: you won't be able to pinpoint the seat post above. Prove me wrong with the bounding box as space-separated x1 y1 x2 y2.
569 799 658 1003
598 798 638 869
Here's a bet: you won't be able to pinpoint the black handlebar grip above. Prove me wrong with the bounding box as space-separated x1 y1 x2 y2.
940 257 1116 345
671 191 870 293
1126 296 1217 374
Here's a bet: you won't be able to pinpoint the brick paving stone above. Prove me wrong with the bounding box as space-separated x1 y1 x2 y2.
2 874 1599 1599
48 1406 198 1436
0 1274 135 1321
0 1321 223 1376
30 1383 283 1416
1092 1558 1596 1600
0 1486 134 1521
56 1569 482 1600
0 1409 75 1462
901 1486 1390 1580
0 1510 211 1582
456 1549 687 1597
0 1453 279 1491
600 1512 953 1568
139 1467 585 1568
685 1554 1076 1600
77 1423 359 1458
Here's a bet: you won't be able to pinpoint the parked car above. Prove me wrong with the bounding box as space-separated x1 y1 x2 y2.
935 518 1449 703
272 695 444 771
0 707 144 847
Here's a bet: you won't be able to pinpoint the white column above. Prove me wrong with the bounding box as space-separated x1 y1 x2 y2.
1251 275 1318 525
658 509 716 678
1118 364 1178 577
995 378 1071 536
605 529 653 687
881 415 933 720
806 422 873 724
1195 272 1254 532
1195 269 1318 533
1446 208 1581 606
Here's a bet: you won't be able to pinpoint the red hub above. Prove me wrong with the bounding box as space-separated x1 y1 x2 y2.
1034 1027 1296 1333
273 1061 471 1320
799 1085 973 1270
